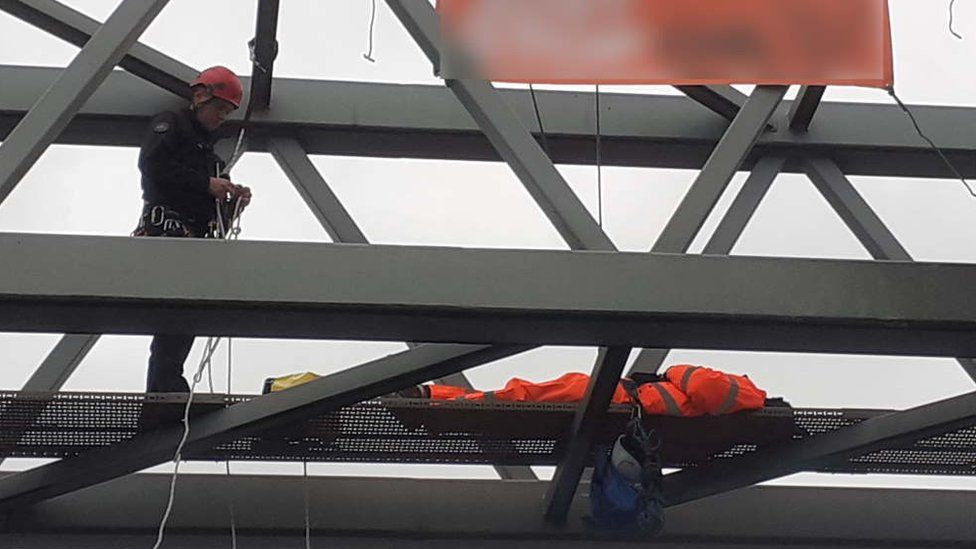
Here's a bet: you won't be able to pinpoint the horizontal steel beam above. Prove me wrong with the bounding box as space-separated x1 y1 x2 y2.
0 343 528 508
2 233 976 356
1 66 975 178
0 0 196 97
662 390 976 508
388 0 615 252
5 474 976 545
0 0 169 206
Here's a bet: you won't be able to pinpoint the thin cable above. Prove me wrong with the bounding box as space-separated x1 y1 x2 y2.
223 51 263 176
227 337 233 395
152 335 222 549
223 207 239 549
595 84 603 228
363 0 377 63
226 462 237 549
153 197 245 549
528 84 551 156
304 461 312 549
950 0 964 40
206 336 215 394
889 88 976 199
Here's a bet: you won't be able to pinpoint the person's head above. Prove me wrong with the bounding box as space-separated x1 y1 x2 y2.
189 66 243 132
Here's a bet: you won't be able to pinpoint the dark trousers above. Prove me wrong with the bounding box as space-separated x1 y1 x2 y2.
135 203 210 393
147 334 194 393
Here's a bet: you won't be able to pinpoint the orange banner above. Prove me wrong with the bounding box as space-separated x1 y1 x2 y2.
437 0 893 87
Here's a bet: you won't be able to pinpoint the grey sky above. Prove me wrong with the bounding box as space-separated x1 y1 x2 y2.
0 0 975 487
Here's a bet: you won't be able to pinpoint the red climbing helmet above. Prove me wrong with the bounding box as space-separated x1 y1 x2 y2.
190 66 243 109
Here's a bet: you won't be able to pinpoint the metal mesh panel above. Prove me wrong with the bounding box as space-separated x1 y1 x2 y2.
0 392 974 475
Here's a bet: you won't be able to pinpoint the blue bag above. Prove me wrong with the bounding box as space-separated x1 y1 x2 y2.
588 413 665 534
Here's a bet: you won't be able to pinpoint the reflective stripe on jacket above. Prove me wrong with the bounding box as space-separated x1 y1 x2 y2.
634 381 704 417
664 364 766 415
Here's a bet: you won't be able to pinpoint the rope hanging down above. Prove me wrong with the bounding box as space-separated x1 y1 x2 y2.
304 461 312 549
153 135 247 548
950 0 964 40
529 84 605 226
528 84 550 156
888 88 976 199
363 0 378 62
596 84 603 228
225 318 238 549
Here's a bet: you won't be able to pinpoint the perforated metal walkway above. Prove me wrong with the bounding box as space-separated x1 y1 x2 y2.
1 391 974 475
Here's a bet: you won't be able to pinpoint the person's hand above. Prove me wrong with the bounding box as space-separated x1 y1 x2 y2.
235 185 252 209
208 177 237 200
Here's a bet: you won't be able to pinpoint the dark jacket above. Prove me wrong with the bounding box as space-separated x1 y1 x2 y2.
138 108 225 232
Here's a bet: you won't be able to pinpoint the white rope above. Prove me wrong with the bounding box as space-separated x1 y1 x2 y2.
151 334 222 549
206 336 216 394
226 461 238 549
152 196 245 549
225 326 237 549
304 461 312 549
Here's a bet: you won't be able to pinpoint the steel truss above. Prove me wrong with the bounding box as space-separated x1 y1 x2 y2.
0 0 973 531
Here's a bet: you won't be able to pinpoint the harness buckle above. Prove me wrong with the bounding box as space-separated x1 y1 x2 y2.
150 205 166 226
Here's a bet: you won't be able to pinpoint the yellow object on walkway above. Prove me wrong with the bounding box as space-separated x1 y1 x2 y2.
263 372 320 394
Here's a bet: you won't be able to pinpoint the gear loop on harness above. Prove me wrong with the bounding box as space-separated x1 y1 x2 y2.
150 205 165 226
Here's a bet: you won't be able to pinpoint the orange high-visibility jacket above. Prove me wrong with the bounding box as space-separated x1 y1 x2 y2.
664 365 767 415
428 372 706 416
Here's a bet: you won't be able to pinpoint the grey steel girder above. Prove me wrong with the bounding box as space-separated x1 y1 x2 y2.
249 0 280 110
804 156 911 261
267 137 368 244
0 0 195 97
789 85 827 132
547 86 785 519
803 156 976 383
4 475 976 545
543 346 631 521
626 156 786 375
0 0 181 418
0 343 529 509
2 233 976 356
2 66 976 178
662 390 976 508
674 85 750 122
20 335 98 391
268 136 534 480
628 86 787 376
701 156 786 256
652 86 788 254
385 0 614 252
0 334 99 468
385 0 619 490
0 0 169 206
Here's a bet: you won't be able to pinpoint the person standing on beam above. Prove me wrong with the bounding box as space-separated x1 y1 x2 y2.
133 66 252 393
